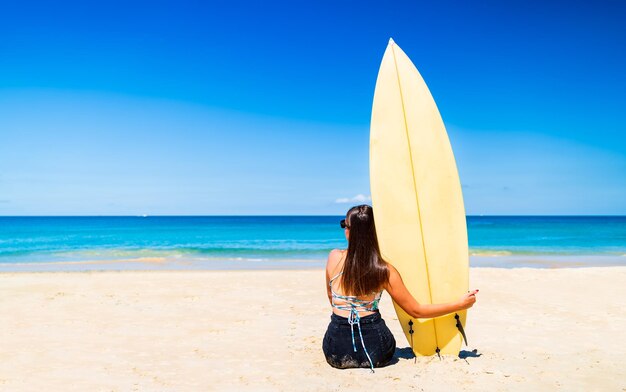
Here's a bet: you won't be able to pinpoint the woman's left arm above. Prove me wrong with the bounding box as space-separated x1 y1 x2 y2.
325 249 342 305
325 263 332 305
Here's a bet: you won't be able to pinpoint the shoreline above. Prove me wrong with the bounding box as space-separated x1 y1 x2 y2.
0 254 624 273
1 267 624 390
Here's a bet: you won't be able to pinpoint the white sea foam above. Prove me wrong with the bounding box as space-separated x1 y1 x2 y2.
469 250 513 257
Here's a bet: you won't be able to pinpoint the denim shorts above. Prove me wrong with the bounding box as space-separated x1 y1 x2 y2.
322 311 396 369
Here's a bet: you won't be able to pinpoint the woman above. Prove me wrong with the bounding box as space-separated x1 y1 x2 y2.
323 205 478 371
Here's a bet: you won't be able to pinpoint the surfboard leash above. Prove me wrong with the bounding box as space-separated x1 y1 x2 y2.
454 313 468 346
408 319 416 363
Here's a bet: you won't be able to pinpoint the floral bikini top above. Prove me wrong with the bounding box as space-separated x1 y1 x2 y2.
329 271 382 313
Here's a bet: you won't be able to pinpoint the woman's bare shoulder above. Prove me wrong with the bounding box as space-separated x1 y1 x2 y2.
385 262 398 274
384 262 402 288
326 249 346 274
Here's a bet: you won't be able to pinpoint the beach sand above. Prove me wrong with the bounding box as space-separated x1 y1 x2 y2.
1 267 624 391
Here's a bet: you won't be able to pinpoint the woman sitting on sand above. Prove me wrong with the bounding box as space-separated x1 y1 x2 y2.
323 205 478 371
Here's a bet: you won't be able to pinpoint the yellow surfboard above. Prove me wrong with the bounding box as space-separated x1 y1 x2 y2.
370 39 469 356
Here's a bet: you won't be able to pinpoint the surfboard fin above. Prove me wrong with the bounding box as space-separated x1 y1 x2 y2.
435 347 441 359
455 313 468 346
408 320 416 363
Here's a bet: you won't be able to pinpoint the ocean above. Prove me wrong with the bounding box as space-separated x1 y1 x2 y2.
0 216 624 271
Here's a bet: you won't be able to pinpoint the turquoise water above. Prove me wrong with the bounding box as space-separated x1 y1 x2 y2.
0 216 624 271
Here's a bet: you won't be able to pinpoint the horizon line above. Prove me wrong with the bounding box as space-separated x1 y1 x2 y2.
1 214 625 218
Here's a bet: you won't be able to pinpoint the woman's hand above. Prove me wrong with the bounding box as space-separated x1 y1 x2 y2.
457 289 479 310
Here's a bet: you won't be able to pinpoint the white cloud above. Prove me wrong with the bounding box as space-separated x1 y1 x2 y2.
335 194 372 204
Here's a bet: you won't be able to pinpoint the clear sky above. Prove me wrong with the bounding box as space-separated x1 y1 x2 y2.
1 0 625 215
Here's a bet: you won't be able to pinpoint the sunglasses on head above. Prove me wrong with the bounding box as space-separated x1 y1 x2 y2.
340 219 349 229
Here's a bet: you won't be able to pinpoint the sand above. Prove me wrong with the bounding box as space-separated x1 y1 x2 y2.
1 267 625 391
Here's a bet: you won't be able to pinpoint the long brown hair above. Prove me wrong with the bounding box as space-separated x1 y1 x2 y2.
341 205 389 296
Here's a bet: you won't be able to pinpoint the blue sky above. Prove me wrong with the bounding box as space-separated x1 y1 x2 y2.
1 0 625 215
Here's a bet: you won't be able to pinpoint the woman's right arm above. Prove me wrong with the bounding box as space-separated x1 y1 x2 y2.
385 264 477 319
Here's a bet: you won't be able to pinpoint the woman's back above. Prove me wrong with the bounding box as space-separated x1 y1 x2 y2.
327 250 382 318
